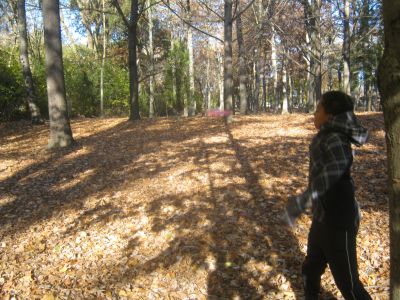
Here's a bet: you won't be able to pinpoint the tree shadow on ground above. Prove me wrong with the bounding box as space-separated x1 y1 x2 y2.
0 113 386 299
0 118 227 237
106 117 339 299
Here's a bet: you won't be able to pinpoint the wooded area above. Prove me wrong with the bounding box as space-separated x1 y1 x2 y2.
1 0 399 299
1 0 383 125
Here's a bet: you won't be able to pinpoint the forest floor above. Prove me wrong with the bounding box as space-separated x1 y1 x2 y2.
0 112 388 300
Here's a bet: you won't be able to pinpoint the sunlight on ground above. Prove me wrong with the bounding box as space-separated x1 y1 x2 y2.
0 113 389 299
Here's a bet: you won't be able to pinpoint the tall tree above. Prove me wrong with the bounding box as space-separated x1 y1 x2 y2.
147 0 155 118
236 0 247 115
186 0 195 116
302 0 321 112
113 0 141 121
224 0 233 120
100 0 107 117
342 0 351 94
378 1 400 298
17 0 42 123
42 0 74 148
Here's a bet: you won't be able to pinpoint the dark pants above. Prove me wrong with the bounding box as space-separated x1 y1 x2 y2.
302 222 372 300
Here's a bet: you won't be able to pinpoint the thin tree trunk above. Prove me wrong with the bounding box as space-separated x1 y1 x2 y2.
218 52 224 110
186 0 195 116
224 0 233 120
128 1 140 120
314 0 322 102
302 0 320 112
254 49 261 113
148 0 155 118
42 0 74 148
378 2 400 299
113 0 140 120
343 0 351 94
271 27 278 111
18 0 42 123
236 0 247 115
262 64 267 111
361 0 371 111
167 0 178 113
100 0 106 117
205 39 211 112
282 62 289 114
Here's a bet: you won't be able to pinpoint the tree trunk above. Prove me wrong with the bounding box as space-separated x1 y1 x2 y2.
378 2 400 299
302 0 320 112
343 0 351 94
305 34 315 113
282 62 289 114
42 0 74 148
254 49 261 113
224 0 233 120
100 0 106 117
128 0 140 121
218 52 224 110
236 0 247 115
205 45 211 111
148 0 155 118
18 0 42 123
361 0 372 111
186 0 195 116
271 26 278 111
314 0 322 103
167 0 178 113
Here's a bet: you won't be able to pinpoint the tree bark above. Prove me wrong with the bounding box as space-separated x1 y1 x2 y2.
186 0 195 116
148 0 155 118
218 52 224 110
360 0 372 111
282 62 289 114
254 49 261 113
17 0 42 123
236 0 247 115
343 0 351 94
42 0 74 148
100 0 107 117
378 2 400 299
129 0 140 120
302 0 321 112
112 0 140 120
271 26 278 111
224 0 233 120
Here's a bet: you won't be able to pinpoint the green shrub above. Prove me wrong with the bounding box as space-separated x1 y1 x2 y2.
0 50 27 121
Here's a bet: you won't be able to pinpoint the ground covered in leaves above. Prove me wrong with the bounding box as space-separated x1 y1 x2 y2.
0 113 388 300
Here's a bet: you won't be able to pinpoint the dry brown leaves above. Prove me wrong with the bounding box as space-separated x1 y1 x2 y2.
0 113 388 300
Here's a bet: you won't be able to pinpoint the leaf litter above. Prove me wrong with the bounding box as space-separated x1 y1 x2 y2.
0 113 388 299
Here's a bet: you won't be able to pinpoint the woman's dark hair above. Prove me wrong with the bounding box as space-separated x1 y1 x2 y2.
320 91 354 115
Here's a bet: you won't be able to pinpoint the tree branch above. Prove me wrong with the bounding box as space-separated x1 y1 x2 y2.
197 0 224 21
232 0 256 21
111 0 130 28
160 0 223 43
